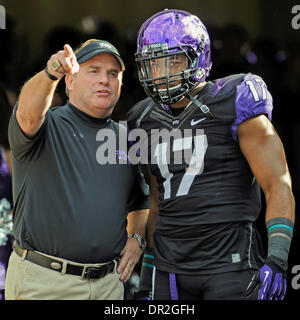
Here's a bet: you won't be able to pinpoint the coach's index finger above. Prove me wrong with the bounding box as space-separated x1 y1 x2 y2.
64 44 79 75
64 44 75 58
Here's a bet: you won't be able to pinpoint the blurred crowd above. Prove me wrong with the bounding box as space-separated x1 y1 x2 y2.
0 14 299 299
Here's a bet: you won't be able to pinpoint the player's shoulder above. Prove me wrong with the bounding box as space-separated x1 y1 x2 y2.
110 119 127 136
207 73 246 99
231 72 273 140
235 72 273 103
240 72 266 82
208 73 267 99
214 73 247 86
127 97 154 128
127 97 153 119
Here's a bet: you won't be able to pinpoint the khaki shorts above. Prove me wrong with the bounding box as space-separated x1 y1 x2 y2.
5 251 124 300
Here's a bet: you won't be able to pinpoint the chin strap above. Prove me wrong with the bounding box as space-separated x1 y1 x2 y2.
186 94 213 118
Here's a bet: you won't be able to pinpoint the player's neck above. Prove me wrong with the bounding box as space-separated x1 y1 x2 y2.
170 82 207 109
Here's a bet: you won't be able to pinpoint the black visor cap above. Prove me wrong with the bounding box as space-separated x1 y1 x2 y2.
75 40 125 71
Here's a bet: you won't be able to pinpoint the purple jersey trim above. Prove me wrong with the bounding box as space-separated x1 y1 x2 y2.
232 74 273 141
169 272 179 300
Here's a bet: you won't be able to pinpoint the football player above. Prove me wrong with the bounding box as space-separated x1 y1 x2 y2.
127 9 295 300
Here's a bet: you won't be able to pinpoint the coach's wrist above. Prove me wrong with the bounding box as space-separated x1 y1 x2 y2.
129 233 147 251
44 66 59 81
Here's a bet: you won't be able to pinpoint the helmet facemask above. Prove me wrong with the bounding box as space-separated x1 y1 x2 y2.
136 42 204 105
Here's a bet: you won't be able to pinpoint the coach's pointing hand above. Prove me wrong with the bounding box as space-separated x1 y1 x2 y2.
47 44 80 80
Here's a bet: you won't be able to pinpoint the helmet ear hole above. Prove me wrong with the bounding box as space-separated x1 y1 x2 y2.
195 69 204 80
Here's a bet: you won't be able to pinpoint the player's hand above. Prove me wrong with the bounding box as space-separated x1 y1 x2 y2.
246 257 287 300
47 44 80 80
117 237 143 283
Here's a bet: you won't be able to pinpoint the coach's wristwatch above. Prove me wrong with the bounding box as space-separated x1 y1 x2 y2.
129 234 147 251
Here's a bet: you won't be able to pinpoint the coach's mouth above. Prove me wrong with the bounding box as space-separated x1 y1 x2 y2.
96 89 111 97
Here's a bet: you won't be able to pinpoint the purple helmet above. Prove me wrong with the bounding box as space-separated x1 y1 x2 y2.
136 9 212 105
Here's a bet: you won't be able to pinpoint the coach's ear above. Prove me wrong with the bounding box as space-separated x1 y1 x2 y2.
65 73 74 97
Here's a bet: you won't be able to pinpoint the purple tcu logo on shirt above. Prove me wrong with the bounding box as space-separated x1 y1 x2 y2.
116 150 131 165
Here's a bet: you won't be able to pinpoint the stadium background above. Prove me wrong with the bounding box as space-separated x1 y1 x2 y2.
0 0 299 300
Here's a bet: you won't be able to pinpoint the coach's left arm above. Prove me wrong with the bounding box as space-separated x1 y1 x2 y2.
117 209 149 283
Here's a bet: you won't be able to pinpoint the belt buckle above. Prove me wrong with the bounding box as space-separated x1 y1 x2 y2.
84 266 106 279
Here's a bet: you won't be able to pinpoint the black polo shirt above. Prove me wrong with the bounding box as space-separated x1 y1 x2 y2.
8 101 149 263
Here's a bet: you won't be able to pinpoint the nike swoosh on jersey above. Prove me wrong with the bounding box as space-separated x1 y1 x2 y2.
190 118 206 126
262 270 270 291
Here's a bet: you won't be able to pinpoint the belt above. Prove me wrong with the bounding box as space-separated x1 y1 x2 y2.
13 242 117 280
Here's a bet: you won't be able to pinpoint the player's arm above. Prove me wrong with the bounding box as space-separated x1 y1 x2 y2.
238 115 295 299
16 44 79 137
233 74 294 299
238 115 295 247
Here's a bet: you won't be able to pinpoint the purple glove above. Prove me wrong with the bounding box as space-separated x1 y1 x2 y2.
247 258 287 300
257 258 287 300
258 264 286 300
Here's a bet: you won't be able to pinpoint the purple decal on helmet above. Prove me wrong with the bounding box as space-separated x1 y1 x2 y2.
231 73 273 141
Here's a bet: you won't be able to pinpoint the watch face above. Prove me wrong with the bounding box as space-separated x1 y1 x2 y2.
131 234 147 249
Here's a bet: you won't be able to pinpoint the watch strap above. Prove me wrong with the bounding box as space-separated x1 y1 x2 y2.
129 233 146 250
44 66 58 81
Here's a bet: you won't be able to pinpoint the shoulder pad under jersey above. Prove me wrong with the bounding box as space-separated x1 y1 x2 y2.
207 73 246 102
